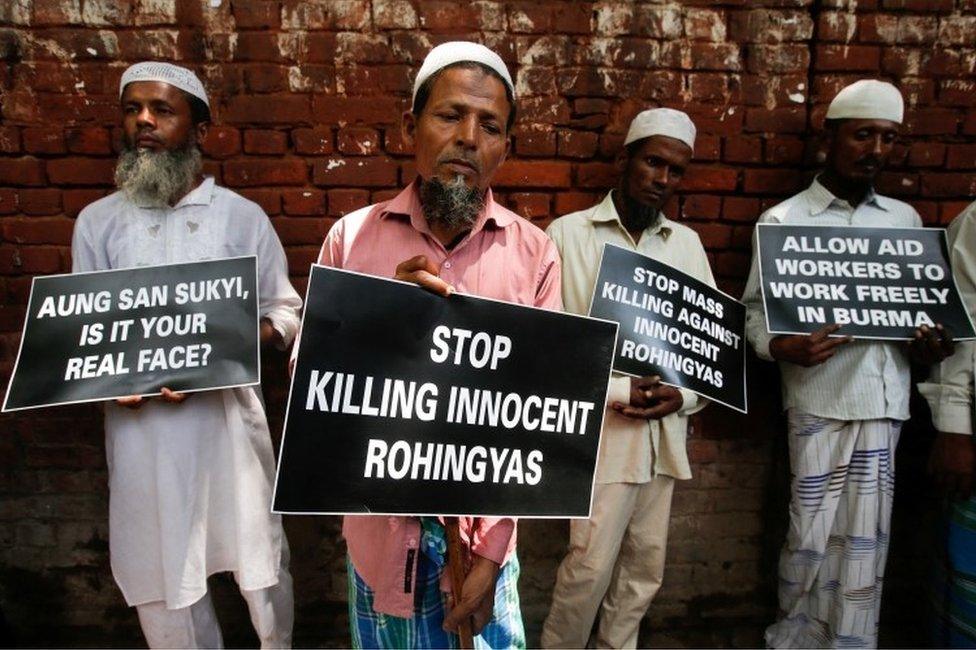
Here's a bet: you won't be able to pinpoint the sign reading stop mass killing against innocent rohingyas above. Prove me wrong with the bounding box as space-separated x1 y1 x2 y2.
272 265 619 519
757 224 976 341
587 243 748 414
2 256 260 412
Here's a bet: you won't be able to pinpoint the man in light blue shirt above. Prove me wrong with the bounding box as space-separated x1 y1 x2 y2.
742 80 953 649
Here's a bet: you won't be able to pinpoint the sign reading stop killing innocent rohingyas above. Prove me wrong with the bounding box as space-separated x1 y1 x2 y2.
272 265 619 519
587 243 747 414
2 256 260 412
757 224 976 341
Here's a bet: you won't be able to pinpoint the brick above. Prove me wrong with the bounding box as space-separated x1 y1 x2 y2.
0 126 21 153
292 127 334 155
744 107 807 134
312 96 403 126
17 189 62 215
224 159 308 187
62 189 106 217
552 2 592 34
682 195 722 220
689 223 733 249
723 136 762 164
922 173 976 198
19 247 64 274
817 11 857 42
557 130 599 158
232 0 280 28
507 192 550 221
46 158 115 186
684 8 726 42
0 189 17 215
0 158 46 186
743 168 803 194
938 15 976 46
65 128 112 155
723 197 761 222
908 142 946 168
688 43 742 72
373 0 418 29
940 80 976 108
312 156 398 187
729 9 814 43
225 95 311 125
271 216 330 245
22 128 66 155
746 44 810 74
905 108 960 136
327 189 370 216
489 160 572 189
243 129 288 155
815 44 880 72
337 127 381 156
679 167 739 192
2 217 74 244
946 145 976 171
281 189 327 216
238 189 281 215
765 137 806 165
201 126 242 159
554 192 598 215
244 65 289 93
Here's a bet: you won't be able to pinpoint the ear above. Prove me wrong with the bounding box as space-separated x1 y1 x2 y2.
401 110 417 149
195 121 208 144
614 148 629 175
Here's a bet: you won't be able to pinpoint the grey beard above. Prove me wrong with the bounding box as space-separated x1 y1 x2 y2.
115 144 202 208
419 175 484 231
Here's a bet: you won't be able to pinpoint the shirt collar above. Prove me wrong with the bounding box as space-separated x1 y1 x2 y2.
380 178 515 236
133 176 216 209
589 190 673 241
807 176 888 215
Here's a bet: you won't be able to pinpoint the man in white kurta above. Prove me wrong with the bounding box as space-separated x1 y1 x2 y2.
741 80 952 648
542 109 712 649
70 62 301 648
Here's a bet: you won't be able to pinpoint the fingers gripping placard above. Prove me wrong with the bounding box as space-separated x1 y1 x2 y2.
3 256 260 411
272 266 619 518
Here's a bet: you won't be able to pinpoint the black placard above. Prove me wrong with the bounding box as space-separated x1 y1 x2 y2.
587 243 747 413
272 265 619 518
757 224 976 340
3 256 260 411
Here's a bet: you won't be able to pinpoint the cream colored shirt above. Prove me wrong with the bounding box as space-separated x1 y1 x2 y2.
547 191 713 482
920 200 976 434
741 178 922 422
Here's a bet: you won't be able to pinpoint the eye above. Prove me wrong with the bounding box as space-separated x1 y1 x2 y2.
882 132 897 144
671 167 685 179
481 122 501 135
854 130 871 140
437 111 459 122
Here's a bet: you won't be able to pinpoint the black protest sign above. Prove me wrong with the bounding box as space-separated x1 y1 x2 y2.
757 224 976 340
272 265 618 518
587 243 747 413
3 256 260 411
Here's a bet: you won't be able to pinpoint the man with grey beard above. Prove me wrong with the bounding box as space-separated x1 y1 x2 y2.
311 42 560 648
71 62 301 648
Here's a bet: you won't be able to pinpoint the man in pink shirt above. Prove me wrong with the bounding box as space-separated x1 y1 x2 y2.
315 42 561 648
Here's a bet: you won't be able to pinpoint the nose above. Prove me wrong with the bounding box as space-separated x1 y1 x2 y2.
871 134 884 156
651 164 670 186
136 106 155 129
454 114 478 149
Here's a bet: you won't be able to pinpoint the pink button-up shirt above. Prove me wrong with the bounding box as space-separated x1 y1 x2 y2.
317 179 562 618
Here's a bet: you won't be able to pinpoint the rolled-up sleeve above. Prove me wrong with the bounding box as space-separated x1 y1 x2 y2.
257 219 302 349
471 517 515 565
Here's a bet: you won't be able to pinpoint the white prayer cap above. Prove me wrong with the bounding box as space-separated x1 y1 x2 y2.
412 41 514 106
119 61 210 107
624 108 696 151
826 79 903 124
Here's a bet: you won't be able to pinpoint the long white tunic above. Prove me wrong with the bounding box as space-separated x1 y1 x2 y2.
71 177 302 609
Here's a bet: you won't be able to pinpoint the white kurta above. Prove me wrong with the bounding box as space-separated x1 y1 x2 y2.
71 177 302 609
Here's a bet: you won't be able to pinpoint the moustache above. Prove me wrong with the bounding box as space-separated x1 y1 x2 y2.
436 151 482 174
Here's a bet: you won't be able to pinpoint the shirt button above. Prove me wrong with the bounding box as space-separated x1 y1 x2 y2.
407 538 417 549
443 261 452 269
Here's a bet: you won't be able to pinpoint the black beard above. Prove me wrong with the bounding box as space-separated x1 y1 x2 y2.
617 189 660 233
115 141 202 208
419 176 485 231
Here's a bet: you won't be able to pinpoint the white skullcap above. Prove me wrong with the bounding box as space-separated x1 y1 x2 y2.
826 79 903 124
119 61 209 107
412 41 514 106
624 108 696 151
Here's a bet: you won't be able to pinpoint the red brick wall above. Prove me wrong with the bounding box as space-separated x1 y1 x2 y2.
1 0 974 646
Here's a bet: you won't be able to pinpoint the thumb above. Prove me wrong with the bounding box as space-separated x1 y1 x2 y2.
442 596 477 631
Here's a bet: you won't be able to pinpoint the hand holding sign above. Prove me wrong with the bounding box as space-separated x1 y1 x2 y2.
906 324 954 366
611 376 683 420
769 324 852 367
395 255 455 298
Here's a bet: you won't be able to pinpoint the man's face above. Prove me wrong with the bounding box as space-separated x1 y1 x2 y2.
618 135 692 213
824 118 899 185
403 66 512 194
121 81 201 151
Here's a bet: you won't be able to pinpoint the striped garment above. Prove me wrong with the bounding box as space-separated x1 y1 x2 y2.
766 412 901 649
933 498 976 648
349 518 525 649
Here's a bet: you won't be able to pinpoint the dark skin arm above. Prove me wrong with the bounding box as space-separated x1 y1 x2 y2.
928 431 976 501
769 323 852 367
907 324 954 367
117 317 281 409
442 555 500 636
611 375 684 420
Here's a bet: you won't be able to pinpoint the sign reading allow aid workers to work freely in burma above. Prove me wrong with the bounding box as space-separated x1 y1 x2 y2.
272 265 619 519
757 224 976 341
3 256 260 411
588 243 747 414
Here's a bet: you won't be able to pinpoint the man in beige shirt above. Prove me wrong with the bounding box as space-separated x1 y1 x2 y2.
541 108 713 649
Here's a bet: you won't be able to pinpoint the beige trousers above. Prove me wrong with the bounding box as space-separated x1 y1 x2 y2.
542 476 675 649
136 544 294 649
